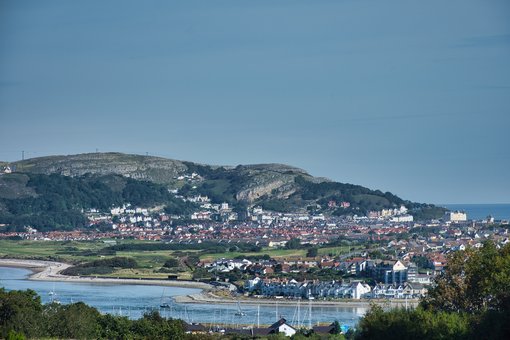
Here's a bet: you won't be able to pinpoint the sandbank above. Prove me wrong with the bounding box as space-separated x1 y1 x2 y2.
0 258 211 290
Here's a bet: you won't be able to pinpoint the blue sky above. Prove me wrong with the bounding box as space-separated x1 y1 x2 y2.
1 0 509 204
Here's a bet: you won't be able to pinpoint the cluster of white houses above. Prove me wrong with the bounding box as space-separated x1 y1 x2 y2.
245 277 427 300
202 257 434 300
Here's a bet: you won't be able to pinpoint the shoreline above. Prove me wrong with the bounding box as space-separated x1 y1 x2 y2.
175 292 419 308
0 259 419 308
0 259 212 290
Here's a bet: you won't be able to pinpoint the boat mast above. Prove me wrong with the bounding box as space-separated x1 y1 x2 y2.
257 305 260 328
297 299 301 329
308 300 312 330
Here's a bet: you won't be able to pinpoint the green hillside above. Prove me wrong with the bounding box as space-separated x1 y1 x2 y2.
0 152 447 227
0 173 196 231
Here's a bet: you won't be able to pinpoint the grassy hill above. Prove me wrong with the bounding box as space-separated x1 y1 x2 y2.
1 152 446 225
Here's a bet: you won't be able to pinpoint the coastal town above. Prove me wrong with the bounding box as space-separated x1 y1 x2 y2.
1 162 509 334
2 0 509 336
1 188 508 304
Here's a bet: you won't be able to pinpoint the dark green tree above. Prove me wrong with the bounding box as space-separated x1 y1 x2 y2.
332 320 341 334
307 247 319 257
286 238 301 249
163 258 180 268
130 311 184 339
355 305 470 340
0 289 44 339
45 302 101 339
97 314 132 339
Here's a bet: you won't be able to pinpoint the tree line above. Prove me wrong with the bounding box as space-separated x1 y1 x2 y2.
106 240 261 253
0 289 185 339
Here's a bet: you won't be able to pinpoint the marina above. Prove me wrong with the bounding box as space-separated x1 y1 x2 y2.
0 266 364 328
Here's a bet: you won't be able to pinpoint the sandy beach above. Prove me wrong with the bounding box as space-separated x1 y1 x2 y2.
0 259 419 308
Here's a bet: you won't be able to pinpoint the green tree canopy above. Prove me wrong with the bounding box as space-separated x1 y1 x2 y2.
422 241 510 313
0 289 44 339
286 237 301 249
307 247 319 257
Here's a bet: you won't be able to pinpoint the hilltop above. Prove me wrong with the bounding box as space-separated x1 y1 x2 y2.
0 152 445 230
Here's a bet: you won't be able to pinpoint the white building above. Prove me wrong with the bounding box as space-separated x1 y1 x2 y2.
391 215 414 222
444 211 467 222
351 281 372 299
269 319 296 337
1 166 12 174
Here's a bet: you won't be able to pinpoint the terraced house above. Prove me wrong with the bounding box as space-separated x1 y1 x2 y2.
251 279 372 300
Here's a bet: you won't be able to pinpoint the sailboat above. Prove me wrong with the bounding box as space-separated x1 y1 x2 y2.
48 283 60 304
234 301 246 317
160 289 171 309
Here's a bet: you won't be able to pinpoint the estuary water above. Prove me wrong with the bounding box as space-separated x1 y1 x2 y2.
0 266 364 328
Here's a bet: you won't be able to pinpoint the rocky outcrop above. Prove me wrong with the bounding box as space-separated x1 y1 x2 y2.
12 153 188 185
236 179 287 202
234 164 328 203
9 152 332 205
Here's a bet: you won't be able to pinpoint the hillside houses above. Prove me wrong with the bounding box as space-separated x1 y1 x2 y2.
5 197 508 249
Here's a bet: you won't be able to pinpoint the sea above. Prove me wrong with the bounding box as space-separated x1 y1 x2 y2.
0 266 363 329
441 203 510 221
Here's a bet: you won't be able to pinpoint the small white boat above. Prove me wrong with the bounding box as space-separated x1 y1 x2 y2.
234 301 246 317
48 284 60 304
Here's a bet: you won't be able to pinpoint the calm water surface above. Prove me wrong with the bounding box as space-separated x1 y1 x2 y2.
442 203 510 221
0 267 363 328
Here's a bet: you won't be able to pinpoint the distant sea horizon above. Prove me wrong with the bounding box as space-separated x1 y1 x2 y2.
440 203 510 221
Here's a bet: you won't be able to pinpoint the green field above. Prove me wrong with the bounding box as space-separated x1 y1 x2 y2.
318 245 364 257
0 239 108 262
0 239 366 281
0 240 304 279
0 240 190 279
199 247 307 261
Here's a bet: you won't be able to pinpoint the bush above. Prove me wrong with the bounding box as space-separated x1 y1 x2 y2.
163 258 179 268
355 305 470 340
61 257 137 276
